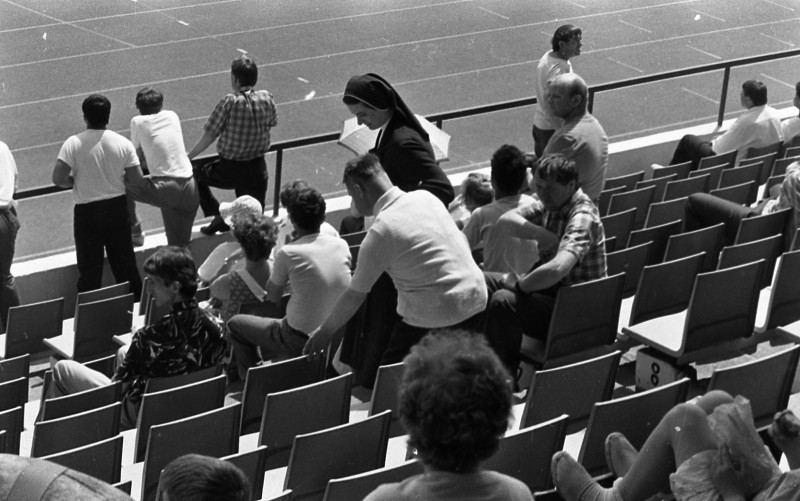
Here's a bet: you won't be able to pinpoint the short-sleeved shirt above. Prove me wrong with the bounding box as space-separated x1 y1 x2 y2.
533 51 572 130
270 233 352 334
782 116 800 144
364 470 534 501
543 112 609 201
203 89 278 161
518 188 606 285
351 187 488 328
130 110 193 178
712 104 782 162
0 141 17 208
57 129 139 204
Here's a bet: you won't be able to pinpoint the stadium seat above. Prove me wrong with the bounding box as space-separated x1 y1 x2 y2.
369 362 406 438
627 219 682 264
40 435 123 484
143 364 222 394
598 185 626 216
697 150 737 170
709 180 758 206
604 171 645 192
0 297 64 359
39 381 122 422
0 406 23 455
0 377 27 413
663 173 710 201
600 208 636 253
652 161 691 181
690 164 724 190
718 234 783 290
663 222 724 271
644 197 687 229
0 353 29 383
635 174 676 203
739 152 778 185
606 241 652 298
31 402 121 457
754 249 800 335
607 185 655 229
718 162 763 189
222 445 268 501
734 208 791 246
323 460 423 501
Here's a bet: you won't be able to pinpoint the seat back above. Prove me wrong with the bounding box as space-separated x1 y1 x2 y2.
369 362 406 438
644 197 687 229
772 156 799 178
761 249 800 330
606 241 652 298
740 151 778 185
323 460 423 501
578 378 690 476
484 414 568 492
75 282 130 313
745 140 782 160
144 364 222 394
3 297 64 358
222 445 269 501
240 354 325 435
541 274 625 363
709 345 800 429
31 402 121 457
73 293 134 362
794 228 800 251
664 173 710 201
598 186 626 216
260 373 352 470
663 222 724 272
0 353 29 383
145 404 241 501
40 435 123 484
718 234 783 290
709 180 758 206
604 171 645 192
652 161 692 181
285 410 391 501
783 147 800 159
600 208 636 253
684 259 765 354
627 219 683 264
607 185 655 229
629 253 704 327
521 351 621 432
734 208 791 246
763 174 786 200
40 381 122 422
135 374 227 462
718 162 763 189
697 149 737 170
690 165 724 190
635 174 675 203
0 406 23 455
0 377 27 413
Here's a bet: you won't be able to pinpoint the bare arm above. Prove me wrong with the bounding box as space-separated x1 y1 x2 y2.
265 280 286 305
509 250 578 293
51 159 74 188
135 147 148 173
187 131 217 160
495 209 560 253
303 287 368 355
209 274 232 301
124 164 145 186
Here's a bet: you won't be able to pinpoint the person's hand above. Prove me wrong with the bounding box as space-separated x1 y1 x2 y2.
302 327 330 359
499 272 520 292
768 409 800 469
711 445 748 501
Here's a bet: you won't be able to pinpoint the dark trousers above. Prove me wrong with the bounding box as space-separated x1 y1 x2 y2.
670 134 715 170
0 208 20 331
193 156 268 216
380 311 486 366
685 192 758 246
483 272 558 374
532 125 556 159
74 195 142 300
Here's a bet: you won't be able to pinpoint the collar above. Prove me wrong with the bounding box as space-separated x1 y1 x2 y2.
551 189 585 216
372 186 404 215
170 298 198 313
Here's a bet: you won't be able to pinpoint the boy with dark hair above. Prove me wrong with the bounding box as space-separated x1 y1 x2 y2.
227 187 352 379
158 454 250 501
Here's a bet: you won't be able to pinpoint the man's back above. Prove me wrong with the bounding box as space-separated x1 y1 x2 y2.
130 110 192 177
712 105 782 161
543 112 608 201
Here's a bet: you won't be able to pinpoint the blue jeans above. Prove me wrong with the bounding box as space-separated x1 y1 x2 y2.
0 208 20 331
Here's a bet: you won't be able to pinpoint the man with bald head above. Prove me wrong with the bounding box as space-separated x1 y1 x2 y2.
542 73 608 201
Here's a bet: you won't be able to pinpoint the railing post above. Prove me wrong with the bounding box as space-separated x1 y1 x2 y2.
587 89 595 114
272 148 283 217
718 67 731 127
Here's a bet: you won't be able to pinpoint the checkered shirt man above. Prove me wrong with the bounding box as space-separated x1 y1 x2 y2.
204 89 278 161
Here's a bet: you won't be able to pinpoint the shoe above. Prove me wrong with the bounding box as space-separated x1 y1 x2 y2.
200 215 230 236
604 432 638 477
552 451 614 501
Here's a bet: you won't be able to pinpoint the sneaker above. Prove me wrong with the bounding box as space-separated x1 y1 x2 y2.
200 215 231 236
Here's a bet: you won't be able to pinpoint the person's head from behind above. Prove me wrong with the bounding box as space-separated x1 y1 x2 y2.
551 24 582 58
491 144 529 196
741 80 768 108
279 179 311 209
342 153 389 217
534 153 579 212
232 213 278 262
547 73 588 119
400 330 512 473
135 87 164 115
82 94 111 129
143 246 198 306
342 74 395 130
231 54 258 88
794 81 800 110
461 172 493 212
157 453 250 501
288 187 326 234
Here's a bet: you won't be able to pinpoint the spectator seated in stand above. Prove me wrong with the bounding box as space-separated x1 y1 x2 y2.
364 330 534 501
551 390 800 501
449 172 493 230
272 179 339 260
655 80 783 170
157 453 250 501
463 144 539 274
782 81 800 145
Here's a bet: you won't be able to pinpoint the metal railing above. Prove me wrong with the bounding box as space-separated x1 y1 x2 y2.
17 47 800 216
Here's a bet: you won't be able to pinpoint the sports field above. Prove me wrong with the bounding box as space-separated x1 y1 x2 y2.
2 0 799 259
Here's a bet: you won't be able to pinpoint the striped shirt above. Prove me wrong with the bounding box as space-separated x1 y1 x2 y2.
204 89 278 161
519 188 607 285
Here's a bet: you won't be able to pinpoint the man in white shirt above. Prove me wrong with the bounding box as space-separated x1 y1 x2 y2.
52 94 144 299
532 24 582 158
0 141 20 329
782 82 800 146
127 88 199 248
663 80 783 170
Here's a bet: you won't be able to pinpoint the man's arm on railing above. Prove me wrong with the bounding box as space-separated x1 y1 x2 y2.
187 131 217 160
51 159 73 188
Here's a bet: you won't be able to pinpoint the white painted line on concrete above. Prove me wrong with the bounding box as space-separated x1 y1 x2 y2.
618 19 652 34
607 56 645 73
177 20 189 26
760 0 795 11
236 48 247 54
476 6 509 20
759 32 795 47
681 87 720 105
691 8 726 22
759 73 795 89
565 0 587 8
687 45 722 60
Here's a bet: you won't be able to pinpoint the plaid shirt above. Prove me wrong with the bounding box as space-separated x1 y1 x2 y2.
204 89 278 161
520 188 607 285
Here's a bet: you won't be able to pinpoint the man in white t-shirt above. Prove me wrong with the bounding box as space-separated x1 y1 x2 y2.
0 141 20 330
226 187 352 380
127 88 199 248
52 94 143 299
782 82 800 146
532 24 582 158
